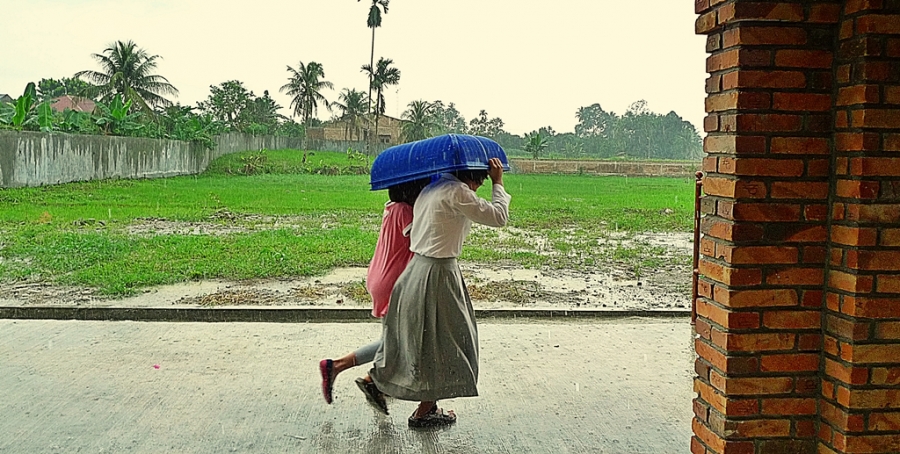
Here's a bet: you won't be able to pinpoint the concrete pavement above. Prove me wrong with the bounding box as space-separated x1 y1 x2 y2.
1 318 695 453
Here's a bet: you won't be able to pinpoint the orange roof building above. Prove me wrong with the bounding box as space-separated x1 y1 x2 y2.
49 95 96 113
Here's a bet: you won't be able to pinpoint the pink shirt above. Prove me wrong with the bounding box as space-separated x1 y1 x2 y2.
366 201 414 317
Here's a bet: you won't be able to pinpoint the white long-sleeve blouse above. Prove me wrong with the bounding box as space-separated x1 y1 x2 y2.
409 173 511 259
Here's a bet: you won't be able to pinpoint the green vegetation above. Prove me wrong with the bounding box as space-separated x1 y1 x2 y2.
0 40 303 144
332 89 370 141
198 80 291 137
361 57 401 144
360 0 391 114
36 77 92 102
406 99 702 160
523 131 549 160
401 100 437 142
3 31 702 161
74 40 179 113
0 150 694 295
204 149 371 176
280 61 334 127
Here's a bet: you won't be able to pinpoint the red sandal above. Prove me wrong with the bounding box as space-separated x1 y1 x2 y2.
319 359 334 404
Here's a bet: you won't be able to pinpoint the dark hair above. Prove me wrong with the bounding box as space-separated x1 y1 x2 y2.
452 169 489 185
388 178 430 205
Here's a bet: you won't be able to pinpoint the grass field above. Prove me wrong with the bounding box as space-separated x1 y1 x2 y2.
0 149 695 296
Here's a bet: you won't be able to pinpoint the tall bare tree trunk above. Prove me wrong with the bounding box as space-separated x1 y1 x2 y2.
368 27 375 114
367 26 376 155
375 94 380 152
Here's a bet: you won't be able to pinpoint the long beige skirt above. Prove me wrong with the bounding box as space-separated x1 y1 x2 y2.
369 254 479 401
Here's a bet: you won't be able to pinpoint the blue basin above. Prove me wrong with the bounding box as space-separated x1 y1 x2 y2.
370 134 510 190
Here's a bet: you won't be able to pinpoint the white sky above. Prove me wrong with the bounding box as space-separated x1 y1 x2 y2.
1 0 708 135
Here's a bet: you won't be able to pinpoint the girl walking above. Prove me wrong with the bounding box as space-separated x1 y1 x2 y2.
319 178 430 414
369 157 510 427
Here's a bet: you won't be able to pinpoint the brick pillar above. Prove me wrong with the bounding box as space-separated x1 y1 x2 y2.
693 1 841 453
819 2 900 453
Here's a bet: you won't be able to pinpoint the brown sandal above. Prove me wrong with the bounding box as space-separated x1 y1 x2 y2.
408 404 456 428
355 377 389 415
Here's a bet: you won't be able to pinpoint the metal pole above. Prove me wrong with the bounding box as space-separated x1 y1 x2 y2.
692 171 703 325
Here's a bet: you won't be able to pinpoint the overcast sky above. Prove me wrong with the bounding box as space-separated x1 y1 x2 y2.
1 0 707 135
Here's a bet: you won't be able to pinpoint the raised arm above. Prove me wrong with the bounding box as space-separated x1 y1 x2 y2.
455 158 510 227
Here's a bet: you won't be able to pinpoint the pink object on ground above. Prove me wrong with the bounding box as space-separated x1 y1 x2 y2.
319 359 334 404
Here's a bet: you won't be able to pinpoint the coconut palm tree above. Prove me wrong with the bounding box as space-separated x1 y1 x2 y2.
401 100 437 142
280 61 334 126
332 88 369 140
361 58 400 145
74 40 178 113
358 0 389 114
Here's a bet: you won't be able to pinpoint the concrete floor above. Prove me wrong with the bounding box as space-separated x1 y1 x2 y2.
0 318 695 453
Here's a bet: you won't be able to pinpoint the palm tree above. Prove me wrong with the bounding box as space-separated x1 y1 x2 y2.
280 61 334 126
74 40 178 113
401 100 437 142
332 88 369 140
358 0 389 114
361 58 400 146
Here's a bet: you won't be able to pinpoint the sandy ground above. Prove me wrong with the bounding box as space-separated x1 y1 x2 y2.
0 225 693 311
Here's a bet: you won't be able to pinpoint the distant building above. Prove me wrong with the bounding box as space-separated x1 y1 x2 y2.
0 94 13 104
307 114 405 145
48 95 96 113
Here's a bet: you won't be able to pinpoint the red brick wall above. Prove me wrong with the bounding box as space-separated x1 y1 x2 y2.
820 2 900 453
694 1 900 453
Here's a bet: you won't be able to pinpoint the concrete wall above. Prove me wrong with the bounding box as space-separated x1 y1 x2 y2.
0 131 303 188
0 130 701 188
509 158 700 177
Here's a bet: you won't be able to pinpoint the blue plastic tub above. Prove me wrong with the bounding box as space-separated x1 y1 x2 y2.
370 134 510 190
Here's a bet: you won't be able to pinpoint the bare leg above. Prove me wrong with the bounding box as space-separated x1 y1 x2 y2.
321 339 380 405
414 401 436 418
331 352 357 379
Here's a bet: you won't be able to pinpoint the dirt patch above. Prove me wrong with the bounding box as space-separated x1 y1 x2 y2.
125 209 376 236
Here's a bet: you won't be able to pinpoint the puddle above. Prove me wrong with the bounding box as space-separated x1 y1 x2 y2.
1 224 693 311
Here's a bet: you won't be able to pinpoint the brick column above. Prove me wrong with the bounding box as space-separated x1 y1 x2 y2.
819 2 900 453
693 1 841 453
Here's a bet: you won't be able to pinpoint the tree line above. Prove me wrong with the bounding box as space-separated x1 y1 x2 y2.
0 40 324 149
0 1 398 150
398 99 702 160
1 0 702 160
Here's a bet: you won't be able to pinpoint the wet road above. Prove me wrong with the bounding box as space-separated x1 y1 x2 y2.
1 318 694 453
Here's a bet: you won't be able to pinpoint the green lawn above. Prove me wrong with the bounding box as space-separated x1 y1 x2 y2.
0 149 695 295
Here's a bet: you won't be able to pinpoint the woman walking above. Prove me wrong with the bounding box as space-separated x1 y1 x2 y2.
368 157 510 428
